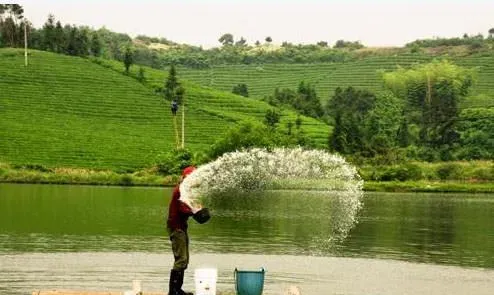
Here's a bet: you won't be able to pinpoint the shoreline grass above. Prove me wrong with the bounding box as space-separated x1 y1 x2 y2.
364 180 494 193
0 163 176 187
1 163 492 193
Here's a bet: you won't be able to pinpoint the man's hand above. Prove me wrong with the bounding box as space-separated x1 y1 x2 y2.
191 202 203 214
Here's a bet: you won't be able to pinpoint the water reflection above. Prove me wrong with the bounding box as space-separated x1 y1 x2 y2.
205 190 361 255
0 184 493 268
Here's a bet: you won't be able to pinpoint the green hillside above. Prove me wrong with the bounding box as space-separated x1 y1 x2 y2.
91 57 330 141
0 49 330 170
176 54 494 109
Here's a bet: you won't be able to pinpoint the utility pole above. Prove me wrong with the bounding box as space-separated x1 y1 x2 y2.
24 20 28 67
181 100 185 149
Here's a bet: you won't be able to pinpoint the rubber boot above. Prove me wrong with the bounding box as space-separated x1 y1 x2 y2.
176 269 193 295
168 269 181 295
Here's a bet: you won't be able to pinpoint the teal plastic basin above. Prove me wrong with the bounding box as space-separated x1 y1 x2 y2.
234 268 265 295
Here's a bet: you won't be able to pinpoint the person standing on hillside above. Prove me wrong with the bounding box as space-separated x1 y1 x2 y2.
167 166 202 295
171 99 178 116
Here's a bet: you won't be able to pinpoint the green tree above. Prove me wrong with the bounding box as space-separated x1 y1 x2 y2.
137 67 146 82
363 91 404 154
235 37 247 47
295 115 302 130
265 36 272 43
397 115 410 148
218 33 234 46
334 39 364 49
76 27 90 56
164 65 184 104
90 32 102 56
286 121 293 135
64 26 89 56
42 14 56 51
296 81 323 118
208 121 310 159
264 109 280 128
383 60 475 152
0 4 24 47
457 108 494 159
65 26 78 55
327 87 376 154
329 114 346 153
123 45 133 74
54 21 65 53
488 28 494 38
232 83 249 97
266 82 323 119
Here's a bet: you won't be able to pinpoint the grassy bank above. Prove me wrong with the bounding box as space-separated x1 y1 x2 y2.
364 181 494 193
1 162 492 193
0 163 175 187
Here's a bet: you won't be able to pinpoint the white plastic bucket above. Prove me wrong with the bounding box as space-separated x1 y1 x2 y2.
194 268 218 295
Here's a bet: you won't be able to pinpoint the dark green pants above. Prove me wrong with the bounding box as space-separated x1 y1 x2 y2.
169 229 189 270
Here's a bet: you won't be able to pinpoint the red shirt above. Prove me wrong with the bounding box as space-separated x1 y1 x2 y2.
167 185 194 232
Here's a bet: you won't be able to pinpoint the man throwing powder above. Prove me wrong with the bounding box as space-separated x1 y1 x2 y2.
167 166 202 295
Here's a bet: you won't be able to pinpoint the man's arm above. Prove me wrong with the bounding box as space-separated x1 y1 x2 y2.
179 200 202 215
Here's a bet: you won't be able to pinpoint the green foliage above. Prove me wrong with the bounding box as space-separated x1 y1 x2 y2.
333 39 364 49
363 91 404 154
232 83 249 97
65 25 90 57
119 174 134 186
0 13 133 59
409 44 422 54
327 87 376 154
489 28 494 38
0 162 174 186
137 67 146 82
90 32 102 57
123 45 133 74
471 167 494 181
208 121 311 159
360 161 494 183
13 164 53 173
0 4 24 47
376 163 424 182
266 82 323 119
435 163 464 180
264 109 280 127
397 114 410 148
406 34 487 48
457 108 494 160
383 60 475 151
164 65 185 103
12 16 493 71
218 33 234 46
135 34 176 46
42 14 56 51
155 149 194 175
235 37 247 47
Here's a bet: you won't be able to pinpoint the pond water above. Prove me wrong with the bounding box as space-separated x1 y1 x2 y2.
0 183 493 294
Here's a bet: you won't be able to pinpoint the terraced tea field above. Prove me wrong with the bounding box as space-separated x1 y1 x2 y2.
177 54 494 109
93 58 331 147
3 48 491 170
0 49 330 170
